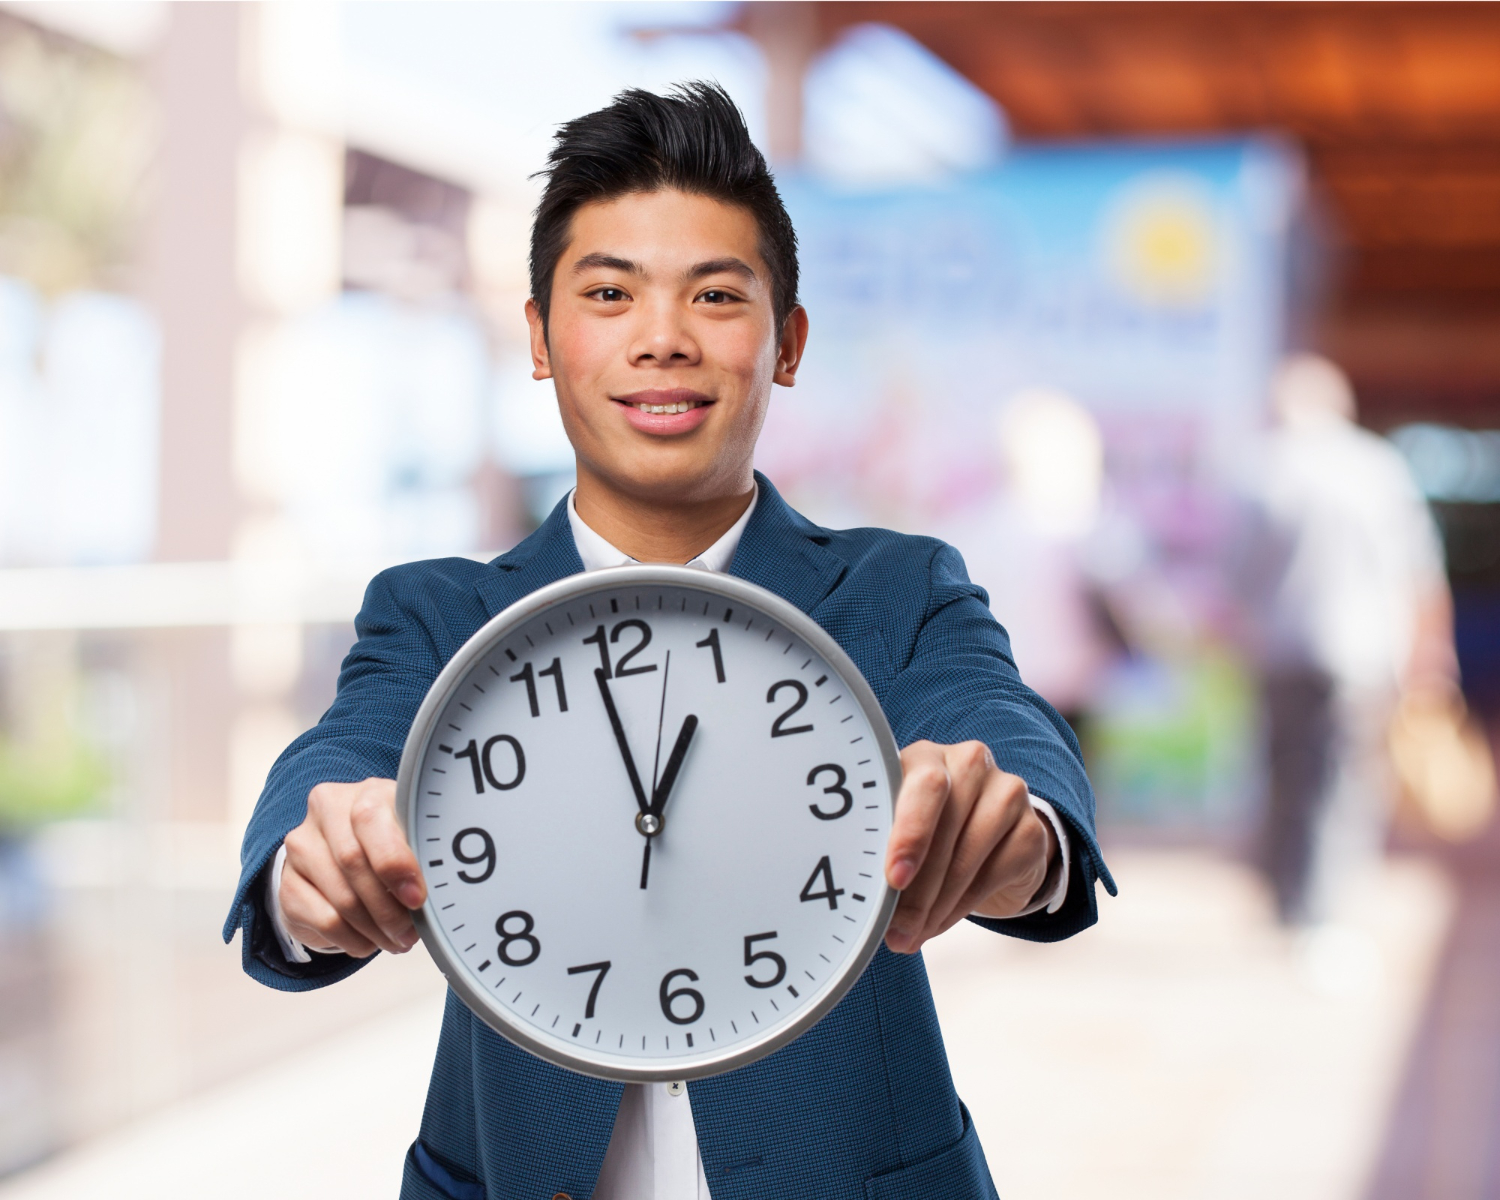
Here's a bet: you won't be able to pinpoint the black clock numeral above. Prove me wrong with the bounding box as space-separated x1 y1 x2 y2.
454 736 525 793
538 657 568 711
567 960 611 1019
806 763 853 820
799 855 845 910
583 619 657 678
659 967 705 1025
583 624 610 678
510 658 567 717
486 735 525 790
743 932 786 989
509 661 539 717
768 679 813 737
611 619 656 676
495 910 540 966
454 739 484 793
695 627 725 683
452 827 495 883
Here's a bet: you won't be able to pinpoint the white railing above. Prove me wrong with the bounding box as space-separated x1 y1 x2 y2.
0 554 495 631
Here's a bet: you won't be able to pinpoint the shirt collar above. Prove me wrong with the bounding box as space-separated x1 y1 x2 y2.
566 484 759 575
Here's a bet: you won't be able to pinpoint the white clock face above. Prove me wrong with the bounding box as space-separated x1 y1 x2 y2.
399 566 899 1081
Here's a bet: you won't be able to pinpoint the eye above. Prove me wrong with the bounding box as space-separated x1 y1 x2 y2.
591 287 628 303
698 289 735 305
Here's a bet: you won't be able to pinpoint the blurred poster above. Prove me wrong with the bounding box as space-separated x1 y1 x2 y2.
763 140 1300 823
766 138 1297 531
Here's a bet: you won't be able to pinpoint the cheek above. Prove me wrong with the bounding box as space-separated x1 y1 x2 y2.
549 321 607 382
712 323 780 390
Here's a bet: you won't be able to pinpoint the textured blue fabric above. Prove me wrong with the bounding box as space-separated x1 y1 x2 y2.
224 472 1114 1198
412 1142 486 1200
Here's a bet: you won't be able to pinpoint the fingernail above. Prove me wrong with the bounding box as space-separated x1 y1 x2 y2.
888 859 916 890
397 882 424 908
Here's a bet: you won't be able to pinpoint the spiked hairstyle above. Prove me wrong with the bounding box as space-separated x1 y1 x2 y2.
529 82 799 334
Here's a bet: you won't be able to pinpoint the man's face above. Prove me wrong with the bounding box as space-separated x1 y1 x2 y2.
527 189 806 504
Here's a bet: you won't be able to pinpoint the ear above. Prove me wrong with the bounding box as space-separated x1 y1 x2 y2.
772 305 809 388
526 298 553 381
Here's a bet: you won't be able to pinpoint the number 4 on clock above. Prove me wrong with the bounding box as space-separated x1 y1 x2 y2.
799 855 845 910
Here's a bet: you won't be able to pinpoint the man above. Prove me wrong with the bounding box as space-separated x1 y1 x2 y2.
225 84 1113 1200
1234 354 1455 930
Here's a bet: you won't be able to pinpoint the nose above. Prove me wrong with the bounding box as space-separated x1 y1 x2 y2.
628 295 700 368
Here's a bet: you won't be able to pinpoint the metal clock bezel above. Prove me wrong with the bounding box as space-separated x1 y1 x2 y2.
395 563 902 1083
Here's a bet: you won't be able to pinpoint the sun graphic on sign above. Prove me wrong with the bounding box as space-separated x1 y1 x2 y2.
1103 174 1219 308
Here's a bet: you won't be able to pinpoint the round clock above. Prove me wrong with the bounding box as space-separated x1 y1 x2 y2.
396 564 900 1082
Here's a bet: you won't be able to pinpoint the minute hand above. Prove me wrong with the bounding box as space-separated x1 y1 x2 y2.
650 714 699 817
595 669 649 814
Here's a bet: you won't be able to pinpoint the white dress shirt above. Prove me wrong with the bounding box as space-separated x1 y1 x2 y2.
266 483 1071 1200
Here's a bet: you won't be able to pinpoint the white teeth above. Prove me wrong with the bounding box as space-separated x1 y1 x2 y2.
636 401 700 415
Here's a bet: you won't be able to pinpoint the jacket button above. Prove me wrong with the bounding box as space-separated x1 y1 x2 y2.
552 1194 572 1200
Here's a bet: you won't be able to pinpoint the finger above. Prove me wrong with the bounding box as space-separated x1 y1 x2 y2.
888 799 963 952
320 809 418 953
289 824 406 953
952 808 1052 926
350 781 425 909
885 742 950 892
919 770 1031 939
887 743 993 951
281 859 379 957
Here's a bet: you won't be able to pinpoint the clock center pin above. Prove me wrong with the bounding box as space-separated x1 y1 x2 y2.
636 811 662 837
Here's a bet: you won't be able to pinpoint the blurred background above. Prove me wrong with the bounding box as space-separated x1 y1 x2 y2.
0 3 1497 1198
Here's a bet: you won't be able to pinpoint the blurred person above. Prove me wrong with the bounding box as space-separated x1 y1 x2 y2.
223 85 1113 1200
1234 354 1457 935
944 389 1117 727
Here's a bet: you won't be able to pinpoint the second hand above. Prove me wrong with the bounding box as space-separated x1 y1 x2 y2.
642 650 671 890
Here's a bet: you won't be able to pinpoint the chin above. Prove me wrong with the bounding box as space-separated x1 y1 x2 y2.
609 447 746 504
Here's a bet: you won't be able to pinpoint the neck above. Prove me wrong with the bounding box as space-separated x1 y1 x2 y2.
572 466 756 564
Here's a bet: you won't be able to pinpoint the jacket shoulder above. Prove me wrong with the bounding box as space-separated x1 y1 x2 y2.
373 555 497 596
811 522 980 606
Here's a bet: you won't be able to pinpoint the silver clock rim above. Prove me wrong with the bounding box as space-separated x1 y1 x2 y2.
396 563 902 1083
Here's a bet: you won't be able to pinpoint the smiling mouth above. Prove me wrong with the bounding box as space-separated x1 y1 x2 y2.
616 390 714 417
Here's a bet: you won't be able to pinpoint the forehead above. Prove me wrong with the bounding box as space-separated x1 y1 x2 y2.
563 190 765 275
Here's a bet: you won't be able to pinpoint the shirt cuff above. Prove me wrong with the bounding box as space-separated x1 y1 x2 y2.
266 843 314 964
994 794 1072 919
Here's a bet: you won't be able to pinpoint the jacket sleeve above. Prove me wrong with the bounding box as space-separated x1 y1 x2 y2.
221 569 450 990
880 542 1116 942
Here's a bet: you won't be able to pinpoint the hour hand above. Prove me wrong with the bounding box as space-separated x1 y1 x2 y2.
596 669 649 814
650 715 699 819
638 714 697 891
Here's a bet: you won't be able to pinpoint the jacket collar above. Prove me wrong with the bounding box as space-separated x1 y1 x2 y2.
472 471 845 620
473 494 585 619
728 472 847 614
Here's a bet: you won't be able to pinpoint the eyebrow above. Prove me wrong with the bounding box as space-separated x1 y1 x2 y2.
684 257 757 283
568 253 758 284
571 252 641 275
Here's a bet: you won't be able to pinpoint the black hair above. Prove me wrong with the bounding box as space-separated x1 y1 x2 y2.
529 82 798 334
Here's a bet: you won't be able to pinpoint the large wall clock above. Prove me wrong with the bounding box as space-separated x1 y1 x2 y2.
396 564 900 1082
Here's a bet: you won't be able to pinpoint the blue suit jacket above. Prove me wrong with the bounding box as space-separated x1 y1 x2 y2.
225 474 1114 1200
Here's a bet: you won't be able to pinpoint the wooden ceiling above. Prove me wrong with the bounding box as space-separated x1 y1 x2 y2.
809 2 1500 425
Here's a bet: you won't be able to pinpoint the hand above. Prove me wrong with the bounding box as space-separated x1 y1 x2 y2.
883 741 1057 955
278 777 426 958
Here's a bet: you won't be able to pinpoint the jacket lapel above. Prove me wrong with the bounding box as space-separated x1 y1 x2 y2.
473 473 846 621
730 472 847 615
472 495 585 619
